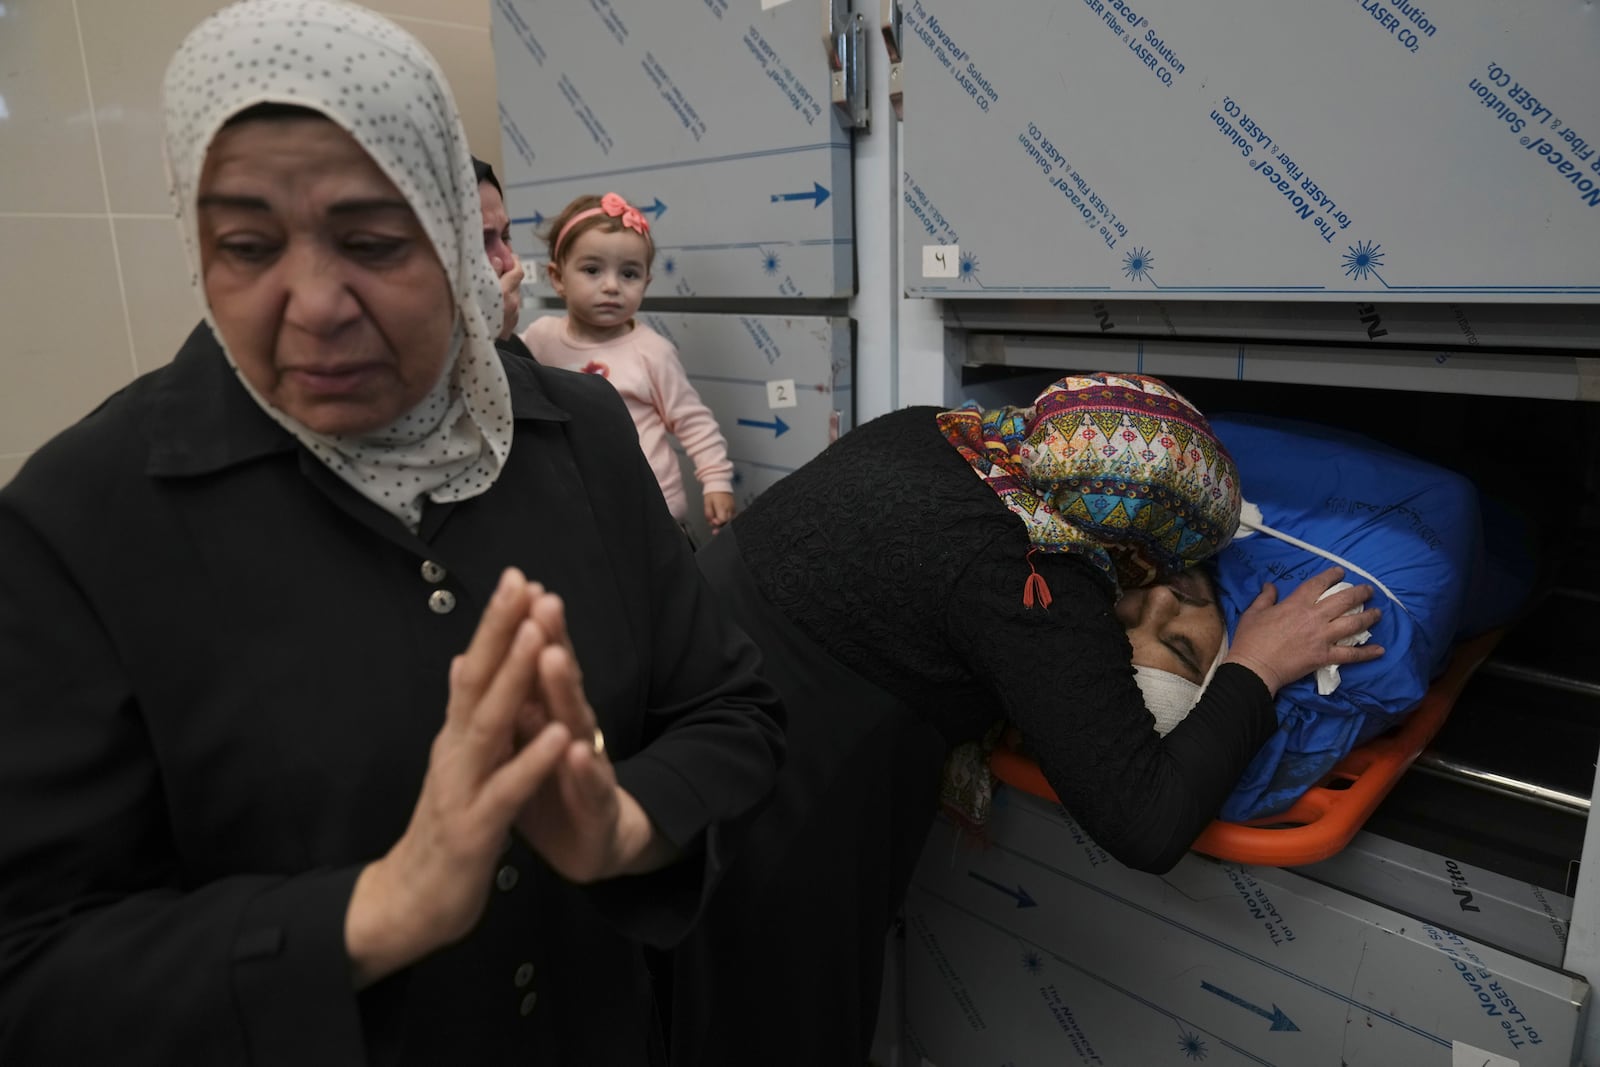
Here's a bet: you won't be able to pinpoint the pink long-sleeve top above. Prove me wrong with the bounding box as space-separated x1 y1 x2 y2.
522 315 734 520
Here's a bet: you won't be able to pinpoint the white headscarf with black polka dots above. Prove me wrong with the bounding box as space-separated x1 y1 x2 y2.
163 0 512 529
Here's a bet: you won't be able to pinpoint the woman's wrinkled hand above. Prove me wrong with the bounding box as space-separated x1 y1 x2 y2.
345 568 572 988
510 590 676 883
1224 566 1385 696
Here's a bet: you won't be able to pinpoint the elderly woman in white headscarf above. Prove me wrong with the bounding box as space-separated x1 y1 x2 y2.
0 2 783 1063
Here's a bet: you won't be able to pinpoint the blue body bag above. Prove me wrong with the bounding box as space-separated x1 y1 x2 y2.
1210 415 1517 822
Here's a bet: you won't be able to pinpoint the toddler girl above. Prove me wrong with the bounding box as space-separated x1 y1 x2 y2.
522 192 736 533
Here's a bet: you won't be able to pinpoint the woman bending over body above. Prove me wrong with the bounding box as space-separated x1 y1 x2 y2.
669 373 1382 1066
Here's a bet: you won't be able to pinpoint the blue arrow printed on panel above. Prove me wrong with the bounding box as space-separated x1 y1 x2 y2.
967 870 1038 909
1200 980 1299 1031
736 416 789 438
770 182 830 208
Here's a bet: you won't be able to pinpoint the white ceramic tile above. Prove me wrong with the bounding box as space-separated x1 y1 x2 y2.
77 1 499 211
115 216 202 375
0 0 112 213
376 0 490 30
75 0 228 215
0 454 29 491
391 19 501 168
0 216 136 454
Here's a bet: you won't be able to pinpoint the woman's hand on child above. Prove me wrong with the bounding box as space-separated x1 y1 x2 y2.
1224 566 1385 696
705 491 736 532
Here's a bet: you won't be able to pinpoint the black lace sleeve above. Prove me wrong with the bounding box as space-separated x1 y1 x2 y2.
944 543 1276 873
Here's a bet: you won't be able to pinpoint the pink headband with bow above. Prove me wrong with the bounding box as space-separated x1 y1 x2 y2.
554 192 651 259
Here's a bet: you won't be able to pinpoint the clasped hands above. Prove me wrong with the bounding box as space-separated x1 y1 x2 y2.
346 568 669 986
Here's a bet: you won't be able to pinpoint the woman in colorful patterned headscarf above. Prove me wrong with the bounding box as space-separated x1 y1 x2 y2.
668 372 1384 1067
934 372 1244 815
0 2 783 1063
937 372 1243 596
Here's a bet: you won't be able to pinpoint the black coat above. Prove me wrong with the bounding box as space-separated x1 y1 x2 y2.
670 406 1275 1065
0 327 785 1065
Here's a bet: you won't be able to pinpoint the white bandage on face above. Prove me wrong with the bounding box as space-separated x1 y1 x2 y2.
1134 666 1202 736
1134 631 1231 736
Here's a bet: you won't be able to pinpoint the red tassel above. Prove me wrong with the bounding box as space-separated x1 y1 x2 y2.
1022 546 1053 609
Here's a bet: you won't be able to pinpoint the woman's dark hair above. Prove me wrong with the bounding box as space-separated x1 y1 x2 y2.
222 102 328 127
472 156 502 197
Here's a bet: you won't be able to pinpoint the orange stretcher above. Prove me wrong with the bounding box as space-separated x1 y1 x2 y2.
988 630 1503 868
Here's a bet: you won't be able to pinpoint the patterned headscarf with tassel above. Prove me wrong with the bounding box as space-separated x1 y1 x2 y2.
936 372 1242 604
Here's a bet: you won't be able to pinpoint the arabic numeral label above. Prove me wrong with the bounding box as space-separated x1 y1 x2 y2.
923 243 961 278
766 379 798 410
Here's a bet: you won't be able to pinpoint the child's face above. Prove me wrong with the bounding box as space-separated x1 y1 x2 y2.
547 226 651 343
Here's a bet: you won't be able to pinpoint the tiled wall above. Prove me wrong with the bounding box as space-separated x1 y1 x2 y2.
0 0 501 486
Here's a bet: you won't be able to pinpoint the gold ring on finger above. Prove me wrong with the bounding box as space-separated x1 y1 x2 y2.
591 727 606 759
